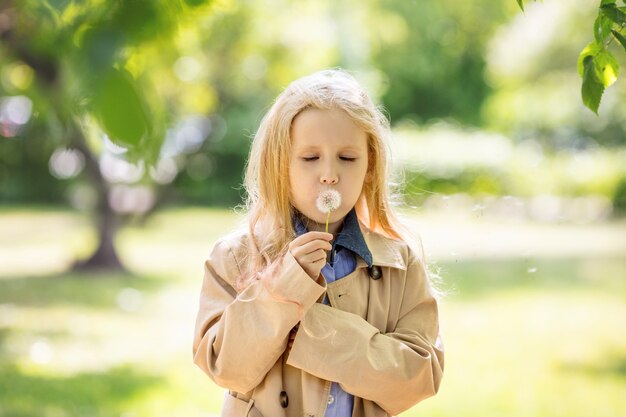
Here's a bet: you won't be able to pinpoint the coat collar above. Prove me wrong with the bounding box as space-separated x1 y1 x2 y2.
291 207 407 271
358 221 407 271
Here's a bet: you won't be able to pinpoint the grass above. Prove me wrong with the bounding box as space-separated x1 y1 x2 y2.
413 290 626 417
0 206 625 417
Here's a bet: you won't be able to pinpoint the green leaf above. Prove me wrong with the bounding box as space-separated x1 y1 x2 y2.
582 55 605 115
577 42 603 77
577 42 619 88
594 49 620 87
600 0 616 5
594 14 614 43
611 29 626 52
600 4 626 25
517 0 525 12
92 68 150 149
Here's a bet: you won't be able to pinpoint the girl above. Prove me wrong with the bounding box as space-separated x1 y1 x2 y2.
193 69 444 417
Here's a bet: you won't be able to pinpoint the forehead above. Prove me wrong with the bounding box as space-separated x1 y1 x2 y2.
291 108 367 151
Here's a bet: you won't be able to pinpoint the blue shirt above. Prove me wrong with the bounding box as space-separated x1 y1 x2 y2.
293 207 373 417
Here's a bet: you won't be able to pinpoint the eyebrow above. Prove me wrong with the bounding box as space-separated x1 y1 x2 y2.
295 145 363 152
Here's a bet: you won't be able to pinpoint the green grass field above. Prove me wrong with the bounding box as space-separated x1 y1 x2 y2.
1 207 625 417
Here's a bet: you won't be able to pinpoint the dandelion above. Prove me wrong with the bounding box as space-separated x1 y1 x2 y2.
316 189 341 233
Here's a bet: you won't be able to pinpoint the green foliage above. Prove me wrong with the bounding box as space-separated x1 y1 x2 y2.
370 1 510 126
517 0 626 114
402 167 509 206
611 29 626 50
592 48 620 87
595 13 614 42
578 3 625 114
600 3 626 25
582 54 607 114
3 0 625 209
91 68 152 156
0 0 215 171
396 126 626 208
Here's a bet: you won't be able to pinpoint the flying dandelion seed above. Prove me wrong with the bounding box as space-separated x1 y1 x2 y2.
316 189 341 233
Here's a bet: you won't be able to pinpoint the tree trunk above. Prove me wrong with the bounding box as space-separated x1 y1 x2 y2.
70 134 127 273
72 198 125 273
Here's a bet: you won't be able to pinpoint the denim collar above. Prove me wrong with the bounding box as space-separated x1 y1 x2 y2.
292 207 373 268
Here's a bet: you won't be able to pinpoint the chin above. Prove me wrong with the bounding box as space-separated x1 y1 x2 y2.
300 210 329 225
318 209 345 224
307 213 328 225
297 203 348 225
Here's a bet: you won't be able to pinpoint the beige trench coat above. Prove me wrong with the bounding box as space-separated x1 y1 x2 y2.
193 223 444 417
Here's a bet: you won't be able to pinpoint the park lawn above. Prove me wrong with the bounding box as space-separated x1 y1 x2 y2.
0 207 625 417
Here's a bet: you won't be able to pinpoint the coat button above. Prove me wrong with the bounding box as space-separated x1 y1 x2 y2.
279 390 289 408
368 265 382 280
327 394 335 405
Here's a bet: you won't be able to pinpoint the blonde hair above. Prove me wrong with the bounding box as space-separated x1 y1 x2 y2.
234 68 441 298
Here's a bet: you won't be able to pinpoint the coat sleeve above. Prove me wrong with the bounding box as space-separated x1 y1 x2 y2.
192 238 327 393
285 253 444 416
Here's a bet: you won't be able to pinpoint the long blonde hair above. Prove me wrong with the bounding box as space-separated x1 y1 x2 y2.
234 68 440 297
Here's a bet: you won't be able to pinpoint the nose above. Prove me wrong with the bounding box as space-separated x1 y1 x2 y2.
320 164 338 185
321 176 338 184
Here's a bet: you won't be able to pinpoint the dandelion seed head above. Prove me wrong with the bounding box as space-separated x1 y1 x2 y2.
316 189 341 213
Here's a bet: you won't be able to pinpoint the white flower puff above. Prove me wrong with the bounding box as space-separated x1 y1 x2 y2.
316 189 342 213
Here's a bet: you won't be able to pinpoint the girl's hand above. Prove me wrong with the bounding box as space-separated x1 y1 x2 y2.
288 231 333 280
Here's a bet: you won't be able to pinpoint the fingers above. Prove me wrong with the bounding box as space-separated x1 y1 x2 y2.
290 231 333 248
298 238 333 254
288 231 333 280
296 249 326 264
290 233 332 252
291 245 329 265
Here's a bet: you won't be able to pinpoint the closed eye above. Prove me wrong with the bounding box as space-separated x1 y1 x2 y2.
302 156 357 162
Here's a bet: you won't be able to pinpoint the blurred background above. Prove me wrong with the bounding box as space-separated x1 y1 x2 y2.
1 0 625 416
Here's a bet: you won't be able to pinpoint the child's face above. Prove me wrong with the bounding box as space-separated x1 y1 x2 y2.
288 107 369 230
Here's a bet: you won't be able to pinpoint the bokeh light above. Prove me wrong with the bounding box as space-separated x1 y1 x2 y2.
0 95 33 138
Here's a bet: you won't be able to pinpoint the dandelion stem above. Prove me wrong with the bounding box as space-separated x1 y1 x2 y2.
325 210 330 233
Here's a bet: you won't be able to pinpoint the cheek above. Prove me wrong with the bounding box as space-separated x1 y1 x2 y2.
288 166 308 199
357 161 369 182
289 164 304 184
288 160 302 179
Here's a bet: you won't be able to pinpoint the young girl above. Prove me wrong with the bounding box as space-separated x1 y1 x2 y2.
193 69 444 417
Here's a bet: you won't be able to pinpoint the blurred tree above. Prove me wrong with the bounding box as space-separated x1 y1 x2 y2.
368 0 514 126
0 0 219 272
